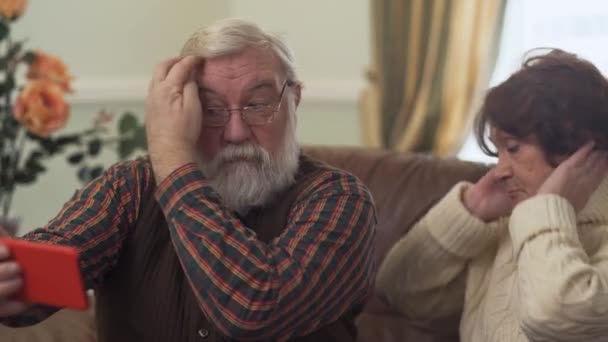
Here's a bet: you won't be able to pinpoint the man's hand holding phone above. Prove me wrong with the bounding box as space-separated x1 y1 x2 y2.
0 226 27 318
0 226 88 319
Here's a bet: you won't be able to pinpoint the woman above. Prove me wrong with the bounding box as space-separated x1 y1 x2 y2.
376 49 608 341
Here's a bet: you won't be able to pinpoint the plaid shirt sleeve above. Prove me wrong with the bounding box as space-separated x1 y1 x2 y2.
155 163 377 341
0 158 150 327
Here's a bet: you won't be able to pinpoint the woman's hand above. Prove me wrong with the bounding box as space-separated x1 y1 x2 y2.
538 142 608 212
464 169 516 222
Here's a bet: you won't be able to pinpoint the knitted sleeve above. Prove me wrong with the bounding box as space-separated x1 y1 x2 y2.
376 182 503 321
510 194 608 341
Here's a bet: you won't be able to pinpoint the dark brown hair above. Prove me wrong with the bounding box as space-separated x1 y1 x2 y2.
474 48 608 162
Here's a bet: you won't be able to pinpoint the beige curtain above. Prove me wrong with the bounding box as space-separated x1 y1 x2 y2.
360 0 507 155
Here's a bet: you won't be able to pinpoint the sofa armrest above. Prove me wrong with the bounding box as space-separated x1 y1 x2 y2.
0 294 96 342
0 308 96 342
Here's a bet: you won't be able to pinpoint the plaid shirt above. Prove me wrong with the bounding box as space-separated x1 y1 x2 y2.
2 157 376 340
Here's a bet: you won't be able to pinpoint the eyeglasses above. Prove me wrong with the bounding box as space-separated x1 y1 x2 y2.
203 80 291 127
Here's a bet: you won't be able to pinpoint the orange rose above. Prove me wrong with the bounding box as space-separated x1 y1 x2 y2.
14 80 69 137
26 50 73 92
0 0 27 20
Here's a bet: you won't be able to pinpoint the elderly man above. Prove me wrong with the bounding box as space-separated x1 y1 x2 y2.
0 19 376 341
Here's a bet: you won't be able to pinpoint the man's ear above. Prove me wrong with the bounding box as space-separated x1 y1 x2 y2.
293 82 302 108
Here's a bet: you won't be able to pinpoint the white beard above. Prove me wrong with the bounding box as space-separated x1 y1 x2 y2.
200 130 300 215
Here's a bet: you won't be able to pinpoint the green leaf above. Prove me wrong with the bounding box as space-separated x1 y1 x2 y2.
118 112 138 134
26 131 44 141
5 114 19 132
67 152 85 164
7 41 22 59
116 125 147 160
29 150 45 160
39 138 60 154
3 123 17 139
0 154 10 169
0 75 15 96
88 138 102 156
118 139 136 160
0 173 9 191
89 166 104 179
14 170 36 184
77 166 90 183
55 135 81 146
0 21 9 42
83 128 97 135
133 126 148 149
25 158 45 173
21 50 37 64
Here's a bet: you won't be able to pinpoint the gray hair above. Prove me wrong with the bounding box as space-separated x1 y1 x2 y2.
181 18 298 82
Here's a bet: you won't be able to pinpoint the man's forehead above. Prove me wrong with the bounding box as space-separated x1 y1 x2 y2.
199 48 282 81
198 74 281 95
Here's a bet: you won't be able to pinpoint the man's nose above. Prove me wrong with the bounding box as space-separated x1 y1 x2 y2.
223 111 252 144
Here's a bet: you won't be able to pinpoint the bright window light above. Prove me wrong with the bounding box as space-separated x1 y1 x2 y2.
458 0 608 162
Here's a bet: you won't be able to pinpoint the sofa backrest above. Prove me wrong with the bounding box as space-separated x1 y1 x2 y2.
304 146 488 264
304 146 489 341
1 146 490 342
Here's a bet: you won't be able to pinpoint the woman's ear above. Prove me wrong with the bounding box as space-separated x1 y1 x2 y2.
292 82 302 108
546 153 569 168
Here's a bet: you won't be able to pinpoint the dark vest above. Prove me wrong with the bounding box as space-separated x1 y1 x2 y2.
95 155 360 341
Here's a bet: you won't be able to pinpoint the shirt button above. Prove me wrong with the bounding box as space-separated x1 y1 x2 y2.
198 328 209 338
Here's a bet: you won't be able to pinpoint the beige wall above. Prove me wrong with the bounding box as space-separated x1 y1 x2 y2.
15 1 232 78
11 0 369 231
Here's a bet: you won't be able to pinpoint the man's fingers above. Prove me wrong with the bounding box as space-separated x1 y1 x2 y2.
0 278 22 298
183 73 201 110
152 57 182 83
0 244 9 259
165 55 204 87
0 262 19 281
0 300 28 317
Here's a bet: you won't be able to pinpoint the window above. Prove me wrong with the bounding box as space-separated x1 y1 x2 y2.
458 0 608 163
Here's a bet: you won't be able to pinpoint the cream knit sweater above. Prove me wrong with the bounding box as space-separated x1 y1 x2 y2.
376 177 608 342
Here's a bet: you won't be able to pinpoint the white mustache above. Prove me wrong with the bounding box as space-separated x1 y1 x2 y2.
215 144 270 166
200 130 300 214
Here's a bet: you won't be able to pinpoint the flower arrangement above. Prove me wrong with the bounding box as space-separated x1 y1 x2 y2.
0 0 146 222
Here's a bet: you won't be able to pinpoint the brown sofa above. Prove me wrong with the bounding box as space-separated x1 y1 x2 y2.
0 146 488 341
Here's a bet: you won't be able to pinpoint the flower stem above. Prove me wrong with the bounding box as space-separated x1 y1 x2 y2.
1 29 17 218
3 127 25 217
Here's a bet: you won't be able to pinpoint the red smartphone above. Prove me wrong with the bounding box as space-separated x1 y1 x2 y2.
0 238 89 310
